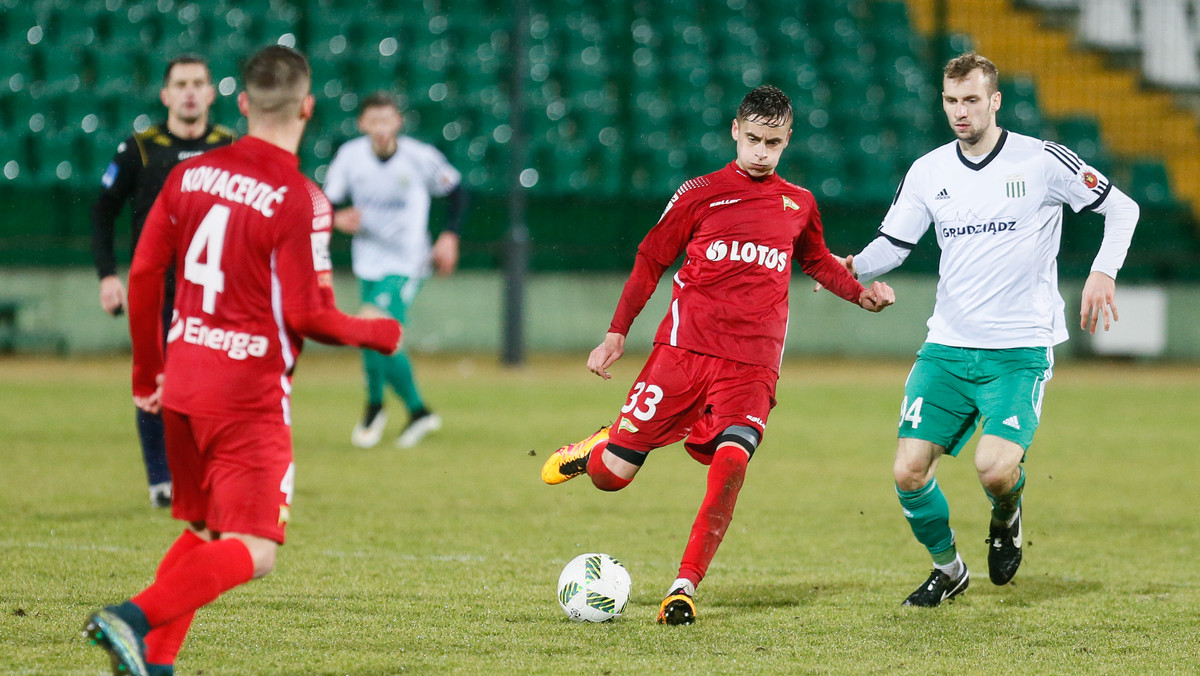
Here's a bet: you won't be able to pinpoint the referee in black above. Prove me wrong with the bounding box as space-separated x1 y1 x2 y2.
91 54 236 507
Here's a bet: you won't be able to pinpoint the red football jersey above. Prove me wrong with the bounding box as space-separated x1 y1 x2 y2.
610 162 864 372
129 136 400 421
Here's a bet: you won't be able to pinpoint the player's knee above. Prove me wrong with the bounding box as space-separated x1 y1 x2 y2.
714 425 760 462
226 534 278 579
590 443 643 491
893 455 931 491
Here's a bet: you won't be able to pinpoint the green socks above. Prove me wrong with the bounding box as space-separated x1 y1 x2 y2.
896 478 957 565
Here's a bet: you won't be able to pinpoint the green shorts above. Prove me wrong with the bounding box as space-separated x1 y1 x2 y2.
359 275 423 322
897 343 1054 456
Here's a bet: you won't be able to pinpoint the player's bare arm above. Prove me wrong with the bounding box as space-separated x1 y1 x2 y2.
332 207 361 234
432 231 459 276
1080 270 1118 334
858 280 895 313
587 332 625 380
99 275 127 316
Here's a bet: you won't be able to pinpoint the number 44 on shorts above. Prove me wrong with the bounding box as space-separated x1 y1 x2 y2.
899 396 923 429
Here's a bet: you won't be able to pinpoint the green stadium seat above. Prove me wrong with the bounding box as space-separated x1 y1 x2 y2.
1051 115 1110 171
1126 158 1176 207
998 75 1044 137
87 45 140 96
0 131 31 185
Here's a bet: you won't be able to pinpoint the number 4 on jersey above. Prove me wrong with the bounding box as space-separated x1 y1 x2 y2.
184 205 230 314
899 395 923 429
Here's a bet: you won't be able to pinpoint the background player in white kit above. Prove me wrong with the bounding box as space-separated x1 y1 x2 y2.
323 93 468 449
843 52 1138 606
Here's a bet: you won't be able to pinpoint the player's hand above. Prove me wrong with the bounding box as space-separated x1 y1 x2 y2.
1080 270 1118 334
133 374 164 414
586 332 625 380
332 207 362 234
858 280 894 312
432 231 459 276
814 254 856 292
99 275 126 316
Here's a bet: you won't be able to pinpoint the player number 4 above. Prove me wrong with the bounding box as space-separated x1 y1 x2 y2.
621 381 664 422
899 395 923 429
184 204 231 314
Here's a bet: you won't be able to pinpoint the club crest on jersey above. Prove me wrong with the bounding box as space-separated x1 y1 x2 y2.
1082 171 1099 189
618 417 639 435
705 239 788 272
782 195 800 211
1005 174 1026 198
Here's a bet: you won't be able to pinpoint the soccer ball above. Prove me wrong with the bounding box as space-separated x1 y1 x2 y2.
556 553 632 622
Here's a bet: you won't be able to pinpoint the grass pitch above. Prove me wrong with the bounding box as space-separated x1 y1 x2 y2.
2 352 1198 674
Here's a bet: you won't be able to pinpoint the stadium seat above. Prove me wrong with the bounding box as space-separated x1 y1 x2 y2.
1078 0 1139 52
998 75 1044 138
1126 159 1176 207
0 131 30 185
1140 0 1200 89
1050 115 1111 172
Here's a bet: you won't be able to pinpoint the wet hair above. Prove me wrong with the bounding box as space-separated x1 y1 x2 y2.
241 45 311 121
944 52 999 95
736 85 793 127
358 92 399 117
162 53 210 85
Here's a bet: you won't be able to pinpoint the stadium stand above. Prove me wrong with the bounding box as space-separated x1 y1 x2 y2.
0 0 1197 277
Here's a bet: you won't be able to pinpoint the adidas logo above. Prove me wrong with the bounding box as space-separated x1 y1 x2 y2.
935 188 950 200
1002 416 1021 430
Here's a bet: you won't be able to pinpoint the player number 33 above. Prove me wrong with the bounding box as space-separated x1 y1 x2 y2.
621 381 664 422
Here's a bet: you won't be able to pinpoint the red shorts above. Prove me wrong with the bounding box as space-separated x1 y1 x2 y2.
608 344 778 464
163 409 295 544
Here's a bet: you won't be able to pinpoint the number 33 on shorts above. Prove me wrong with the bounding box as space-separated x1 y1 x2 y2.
622 381 664 422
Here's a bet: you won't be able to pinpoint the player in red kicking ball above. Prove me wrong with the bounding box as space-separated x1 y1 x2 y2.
541 85 895 625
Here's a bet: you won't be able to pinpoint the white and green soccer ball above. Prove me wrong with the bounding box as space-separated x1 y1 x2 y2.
556 553 632 622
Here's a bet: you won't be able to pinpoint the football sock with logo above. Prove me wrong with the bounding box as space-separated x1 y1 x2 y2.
896 478 958 566
677 444 748 586
144 530 206 666
985 466 1025 525
131 538 255 628
586 443 630 491
136 409 171 486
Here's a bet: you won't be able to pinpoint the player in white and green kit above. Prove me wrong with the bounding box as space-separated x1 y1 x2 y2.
324 93 468 448
847 53 1138 606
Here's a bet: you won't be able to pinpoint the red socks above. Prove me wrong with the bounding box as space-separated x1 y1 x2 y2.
677 444 748 586
143 530 206 665
132 537 255 629
586 442 632 491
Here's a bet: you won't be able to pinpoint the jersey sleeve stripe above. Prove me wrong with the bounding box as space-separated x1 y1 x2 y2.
1082 181 1113 212
878 229 917 250
891 175 906 205
1044 142 1082 173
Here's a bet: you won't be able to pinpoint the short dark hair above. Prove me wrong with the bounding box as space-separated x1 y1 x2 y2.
241 45 311 120
162 53 210 85
358 92 398 117
736 85 793 127
944 52 999 95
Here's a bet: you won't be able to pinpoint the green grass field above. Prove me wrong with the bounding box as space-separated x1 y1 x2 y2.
2 352 1199 674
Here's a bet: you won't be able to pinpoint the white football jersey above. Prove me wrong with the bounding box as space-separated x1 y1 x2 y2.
879 130 1112 348
323 136 461 280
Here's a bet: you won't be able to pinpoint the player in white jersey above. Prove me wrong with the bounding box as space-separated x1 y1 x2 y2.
844 53 1138 606
323 93 468 449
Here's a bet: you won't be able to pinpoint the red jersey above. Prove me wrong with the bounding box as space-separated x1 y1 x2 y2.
129 136 400 421
609 161 863 372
